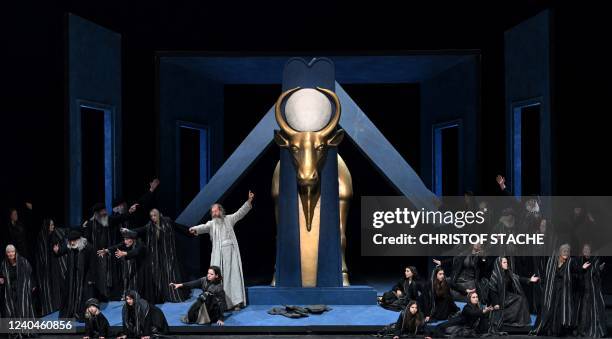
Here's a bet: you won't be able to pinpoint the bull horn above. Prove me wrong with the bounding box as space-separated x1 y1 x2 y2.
315 87 341 137
275 87 300 137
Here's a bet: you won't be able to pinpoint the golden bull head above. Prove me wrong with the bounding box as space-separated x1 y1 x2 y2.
273 87 344 231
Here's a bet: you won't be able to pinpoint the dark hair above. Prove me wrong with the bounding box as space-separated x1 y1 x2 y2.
433 267 449 296
209 265 223 282
467 291 480 305
401 300 423 333
405 266 419 279
42 218 54 231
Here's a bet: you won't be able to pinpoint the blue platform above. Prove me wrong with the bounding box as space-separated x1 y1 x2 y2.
247 285 378 305
40 285 536 333
41 288 398 333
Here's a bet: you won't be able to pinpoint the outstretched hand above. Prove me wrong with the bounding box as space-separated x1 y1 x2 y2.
248 190 255 201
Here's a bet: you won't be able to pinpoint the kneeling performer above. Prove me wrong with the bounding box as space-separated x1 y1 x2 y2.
171 265 227 326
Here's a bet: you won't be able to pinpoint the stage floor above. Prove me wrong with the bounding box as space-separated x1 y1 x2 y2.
41 288 401 332
41 284 536 333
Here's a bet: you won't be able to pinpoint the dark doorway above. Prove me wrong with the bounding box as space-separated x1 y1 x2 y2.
433 122 461 196
521 105 541 195
178 126 209 211
81 106 105 218
441 126 460 195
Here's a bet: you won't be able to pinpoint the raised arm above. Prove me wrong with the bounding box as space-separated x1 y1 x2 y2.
226 190 255 225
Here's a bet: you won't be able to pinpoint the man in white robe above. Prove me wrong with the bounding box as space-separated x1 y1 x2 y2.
189 191 254 309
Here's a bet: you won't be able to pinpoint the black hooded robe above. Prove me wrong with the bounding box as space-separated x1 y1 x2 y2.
430 303 490 338
120 291 169 338
133 217 190 303
84 311 110 338
106 239 146 298
35 226 68 316
424 269 460 321
0 255 35 318
380 277 423 312
577 256 607 338
532 255 578 336
56 238 96 322
487 257 532 332
83 214 130 300
181 277 227 324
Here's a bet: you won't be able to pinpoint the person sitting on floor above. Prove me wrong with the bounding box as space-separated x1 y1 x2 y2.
83 298 110 339
117 290 169 339
170 265 227 326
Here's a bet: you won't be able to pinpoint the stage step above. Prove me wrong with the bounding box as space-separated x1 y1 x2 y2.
247 285 378 305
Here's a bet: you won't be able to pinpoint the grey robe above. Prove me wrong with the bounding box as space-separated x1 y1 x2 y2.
192 201 251 308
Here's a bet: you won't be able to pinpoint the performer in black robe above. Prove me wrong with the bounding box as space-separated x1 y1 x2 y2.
171 265 228 325
394 300 426 338
7 208 31 262
423 267 459 322
131 208 190 303
35 218 68 316
118 290 169 339
0 245 35 319
429 292 494 338
54 229 96 322
83 203 135 301
434 243 490 301
532 243 580 336
380 266 423 312
84 298 110 339
576 244 607 338
97 229 145 299
487 256 537 332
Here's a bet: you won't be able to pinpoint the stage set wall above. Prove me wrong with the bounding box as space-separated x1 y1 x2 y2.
156 55 481 284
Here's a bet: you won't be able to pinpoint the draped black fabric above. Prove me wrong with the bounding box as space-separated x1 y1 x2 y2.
121 291 169 338
182 277 227 323
107 240 146 298
487 257 531 330
7 221 30 261
449 253 490 301
577 256 607 338
380 277 424 312
425 268 459 320
0 255 35 318
83 216 125 300
431 303 489 338
35 226 68 315
135 217 188 303
533 254 578 336
57 238 96 322
84 312 110 338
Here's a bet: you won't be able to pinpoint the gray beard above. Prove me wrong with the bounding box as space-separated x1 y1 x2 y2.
68 237 88 251
96 215 109 227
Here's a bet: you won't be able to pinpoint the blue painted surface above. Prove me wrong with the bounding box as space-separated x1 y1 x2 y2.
247 285 377 305
41 289 536 328
41 289 397 328
67 14 122 226
505 10 552 196
161 54 475 84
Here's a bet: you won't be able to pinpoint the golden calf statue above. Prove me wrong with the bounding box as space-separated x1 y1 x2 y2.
271 87 352 287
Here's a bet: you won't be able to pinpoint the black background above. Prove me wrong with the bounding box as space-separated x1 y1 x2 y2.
1 1 611 282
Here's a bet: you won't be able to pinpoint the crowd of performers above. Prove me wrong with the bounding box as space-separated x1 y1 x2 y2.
1 178 254 338
379 176 609 338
